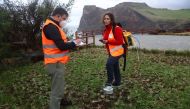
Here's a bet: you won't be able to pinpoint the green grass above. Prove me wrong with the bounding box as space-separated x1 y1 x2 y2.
131 48 190 57
0 47 190 109
131 5 190 21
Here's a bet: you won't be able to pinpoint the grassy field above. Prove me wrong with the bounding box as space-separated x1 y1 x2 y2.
138 9 190 21
0 47 190 109
158 32 190 36
131 5 190 21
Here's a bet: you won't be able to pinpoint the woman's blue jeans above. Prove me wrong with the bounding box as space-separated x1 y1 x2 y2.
106 55 121 86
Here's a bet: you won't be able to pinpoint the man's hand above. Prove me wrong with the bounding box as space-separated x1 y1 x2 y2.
73 39 83 46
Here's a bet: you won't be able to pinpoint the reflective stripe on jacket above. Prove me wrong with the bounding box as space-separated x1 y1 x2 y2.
108 28 124 57
42 19 69 64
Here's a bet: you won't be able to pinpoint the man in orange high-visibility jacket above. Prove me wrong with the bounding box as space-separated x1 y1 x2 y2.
42 7 81 109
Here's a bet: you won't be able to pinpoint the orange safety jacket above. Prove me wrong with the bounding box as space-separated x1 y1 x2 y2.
42 19 69 65
108 28 124 57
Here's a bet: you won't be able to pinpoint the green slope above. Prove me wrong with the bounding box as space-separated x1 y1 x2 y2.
128 3 190 21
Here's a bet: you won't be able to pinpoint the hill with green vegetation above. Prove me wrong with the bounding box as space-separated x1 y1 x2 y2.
78 2 190 33
121 2 190 21
1 47 190 108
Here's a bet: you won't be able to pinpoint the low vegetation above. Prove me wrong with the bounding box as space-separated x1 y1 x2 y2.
0 47 190 109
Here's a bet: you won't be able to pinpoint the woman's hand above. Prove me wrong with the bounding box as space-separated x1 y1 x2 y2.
99 39 108 44
102 40 108 44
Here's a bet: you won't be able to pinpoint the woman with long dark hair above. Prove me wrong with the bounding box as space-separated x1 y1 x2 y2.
100 13 124 92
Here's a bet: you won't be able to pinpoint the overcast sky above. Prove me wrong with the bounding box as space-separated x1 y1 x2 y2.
63 0 190 27
1 0 190 28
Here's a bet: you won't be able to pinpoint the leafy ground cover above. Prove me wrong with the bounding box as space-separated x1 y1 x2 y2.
0 47 190 109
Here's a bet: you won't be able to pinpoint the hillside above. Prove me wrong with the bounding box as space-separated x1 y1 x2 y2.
119 2 190 21
78 2 190 33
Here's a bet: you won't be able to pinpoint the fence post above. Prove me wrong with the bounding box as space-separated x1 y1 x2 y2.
92 31 95 45
86 32 88 45
75 31 78 39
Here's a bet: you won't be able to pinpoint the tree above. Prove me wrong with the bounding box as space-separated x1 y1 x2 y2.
1 0 75 49
0 5 11 44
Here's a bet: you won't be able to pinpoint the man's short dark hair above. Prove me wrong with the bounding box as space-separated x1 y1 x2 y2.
52 7 68 17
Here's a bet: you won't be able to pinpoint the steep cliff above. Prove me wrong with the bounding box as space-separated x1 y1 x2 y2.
78 2 190 33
